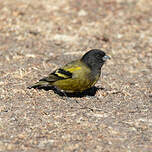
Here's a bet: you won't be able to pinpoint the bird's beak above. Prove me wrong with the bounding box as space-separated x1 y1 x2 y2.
102 55 110 61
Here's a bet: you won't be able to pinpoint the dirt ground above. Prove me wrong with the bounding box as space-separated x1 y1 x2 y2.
0 0 152 151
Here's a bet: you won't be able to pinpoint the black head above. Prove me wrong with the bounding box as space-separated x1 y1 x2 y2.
81 49 110 71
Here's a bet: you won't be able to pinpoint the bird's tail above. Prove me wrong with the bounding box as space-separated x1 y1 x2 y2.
28 81 51 89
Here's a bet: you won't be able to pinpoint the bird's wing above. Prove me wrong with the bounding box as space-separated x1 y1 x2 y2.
39 60 82 82
39 68 72 82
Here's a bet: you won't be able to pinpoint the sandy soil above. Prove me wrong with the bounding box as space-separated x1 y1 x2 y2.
0 0 152 151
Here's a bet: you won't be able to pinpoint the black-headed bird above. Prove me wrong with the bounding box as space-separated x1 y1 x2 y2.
28 49 110 93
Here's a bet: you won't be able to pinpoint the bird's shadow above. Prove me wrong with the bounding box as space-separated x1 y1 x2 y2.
36 86 104 98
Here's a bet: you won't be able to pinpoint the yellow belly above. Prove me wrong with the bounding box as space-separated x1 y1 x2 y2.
52 78 97 93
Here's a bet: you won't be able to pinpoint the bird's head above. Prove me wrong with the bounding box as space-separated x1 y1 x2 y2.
81 49 110 70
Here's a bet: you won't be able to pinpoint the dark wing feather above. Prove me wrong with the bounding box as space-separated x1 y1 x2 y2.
39 68 72 82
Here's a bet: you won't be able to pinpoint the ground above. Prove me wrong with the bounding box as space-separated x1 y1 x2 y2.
0 0 152 151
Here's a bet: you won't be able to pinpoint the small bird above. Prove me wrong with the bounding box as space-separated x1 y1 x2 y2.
28 49 110 93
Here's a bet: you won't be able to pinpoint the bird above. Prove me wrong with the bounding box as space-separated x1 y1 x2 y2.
28 49 110 93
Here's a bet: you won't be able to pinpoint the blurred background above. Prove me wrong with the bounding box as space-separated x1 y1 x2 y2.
0 0 151 151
